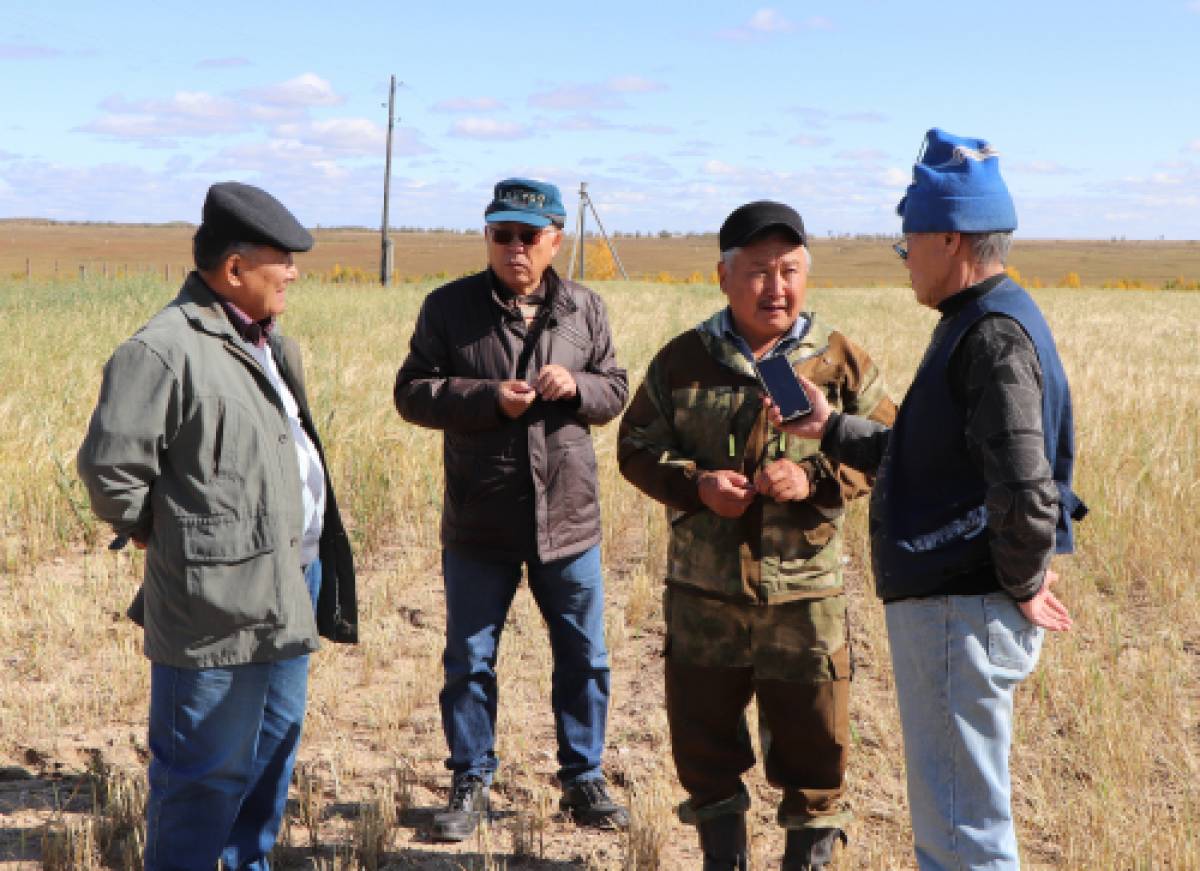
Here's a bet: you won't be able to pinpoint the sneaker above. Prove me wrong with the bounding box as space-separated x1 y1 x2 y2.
430 775 489 842
559 778 630 829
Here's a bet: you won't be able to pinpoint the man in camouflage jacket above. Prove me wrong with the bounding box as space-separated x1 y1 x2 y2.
618 201 895 871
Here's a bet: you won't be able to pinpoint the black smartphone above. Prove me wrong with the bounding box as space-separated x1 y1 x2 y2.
756 355 813 421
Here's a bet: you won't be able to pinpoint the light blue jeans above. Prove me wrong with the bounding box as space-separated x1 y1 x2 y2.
885 592 1043 871
144 560 321 871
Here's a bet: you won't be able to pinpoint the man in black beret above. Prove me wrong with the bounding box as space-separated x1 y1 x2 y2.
78 181 357 869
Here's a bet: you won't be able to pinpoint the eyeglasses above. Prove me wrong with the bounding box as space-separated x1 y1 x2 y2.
488 226 549 246
892 240 908 261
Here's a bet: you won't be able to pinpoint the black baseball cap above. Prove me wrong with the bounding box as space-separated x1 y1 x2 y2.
718 200 806 252
199 181 314 252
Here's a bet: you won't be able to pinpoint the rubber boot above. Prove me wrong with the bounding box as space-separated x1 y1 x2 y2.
697 813 749 871
781 827 846 870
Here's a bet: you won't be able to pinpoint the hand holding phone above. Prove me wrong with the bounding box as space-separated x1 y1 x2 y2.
756 356 813 421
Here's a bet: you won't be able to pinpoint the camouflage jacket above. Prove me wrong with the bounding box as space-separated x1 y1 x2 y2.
618 310 896 604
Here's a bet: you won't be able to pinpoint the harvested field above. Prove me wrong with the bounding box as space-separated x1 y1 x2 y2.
2 221 1199 287
0 275 1196 868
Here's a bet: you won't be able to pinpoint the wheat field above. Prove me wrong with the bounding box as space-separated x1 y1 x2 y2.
0 274 1196 868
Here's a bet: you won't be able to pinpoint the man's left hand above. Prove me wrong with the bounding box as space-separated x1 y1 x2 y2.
535 364 578 401
753 459 811 503
1017 568 1073 631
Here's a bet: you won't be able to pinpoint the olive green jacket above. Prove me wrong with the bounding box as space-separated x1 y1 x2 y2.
618 310 896 604
77 273 357 668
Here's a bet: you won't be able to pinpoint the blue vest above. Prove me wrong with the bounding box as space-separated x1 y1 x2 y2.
871 278 1086 601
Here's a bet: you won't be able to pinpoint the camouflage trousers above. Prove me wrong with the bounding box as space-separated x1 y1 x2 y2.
664 586 852 831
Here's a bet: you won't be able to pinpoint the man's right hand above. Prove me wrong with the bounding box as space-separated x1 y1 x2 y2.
498 379 537 418
764 374 833 441
697 469 756 518
1017 568 1073 632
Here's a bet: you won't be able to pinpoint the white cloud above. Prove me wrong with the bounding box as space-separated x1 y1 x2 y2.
607 75 666 94
1188 1 1200 12
431 96 507 113
79 91 242 141
529 76 666 111
549 114 674 135
241 73 343 108
702 159 739 176
748 8 792 32
884 168 910 186
0 43 61 60
272 118 388 155
448 118 531 140
530 84 625 111
719 9 831 40
837 111 886 123
1186 139 1200 153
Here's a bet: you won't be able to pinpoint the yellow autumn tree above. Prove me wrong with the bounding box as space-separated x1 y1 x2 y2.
583 240 618 280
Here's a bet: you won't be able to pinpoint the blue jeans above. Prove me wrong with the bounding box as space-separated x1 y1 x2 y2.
886 592 1044 871
144 560 321 871
440 545 610 785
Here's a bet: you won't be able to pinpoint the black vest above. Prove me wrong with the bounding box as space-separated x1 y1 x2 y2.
871 278 1086 601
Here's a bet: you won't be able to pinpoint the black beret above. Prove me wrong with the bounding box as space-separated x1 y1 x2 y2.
200 181 314 253
719 200 806 252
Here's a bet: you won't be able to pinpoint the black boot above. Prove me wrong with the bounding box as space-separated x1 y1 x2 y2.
697 813 748 871
782 827 846 870
430 774 489 842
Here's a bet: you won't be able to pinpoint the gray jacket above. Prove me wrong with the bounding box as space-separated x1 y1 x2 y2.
394 267 627 563
77 273 358 668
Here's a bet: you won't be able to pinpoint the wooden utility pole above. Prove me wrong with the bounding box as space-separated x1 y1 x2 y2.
380 74 397 286
575 182 588 279
568 182 629 281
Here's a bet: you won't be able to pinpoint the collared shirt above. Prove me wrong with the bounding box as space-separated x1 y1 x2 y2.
212 290 326 565
213 295 275 348
491 269 549 329
717 307 812 365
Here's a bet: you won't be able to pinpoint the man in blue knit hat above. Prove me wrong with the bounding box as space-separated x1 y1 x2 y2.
767 129 1086 870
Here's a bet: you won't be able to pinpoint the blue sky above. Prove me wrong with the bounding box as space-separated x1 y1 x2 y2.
2 1 1198 237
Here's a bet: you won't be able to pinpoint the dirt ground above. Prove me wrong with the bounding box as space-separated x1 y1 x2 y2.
0 540 925 870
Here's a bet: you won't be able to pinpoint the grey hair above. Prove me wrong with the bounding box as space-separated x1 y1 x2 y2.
967 231 1013 266
194 237 259 273
721 245 813 271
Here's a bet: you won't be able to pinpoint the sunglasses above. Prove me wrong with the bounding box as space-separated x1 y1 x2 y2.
488 226 551 246
892 240 908 261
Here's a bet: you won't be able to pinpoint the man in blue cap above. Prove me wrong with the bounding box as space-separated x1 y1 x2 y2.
78 181 358 868
767 129 1086 870
395 178 629 840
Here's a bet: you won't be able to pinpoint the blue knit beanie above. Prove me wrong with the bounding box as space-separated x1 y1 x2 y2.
897 128 1017 233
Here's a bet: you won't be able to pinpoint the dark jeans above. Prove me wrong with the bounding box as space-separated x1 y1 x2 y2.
144 560 320 871
440 545 610 785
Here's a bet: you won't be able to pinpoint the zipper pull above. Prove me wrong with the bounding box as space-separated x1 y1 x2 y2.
728 434 736 458
780 433 788 454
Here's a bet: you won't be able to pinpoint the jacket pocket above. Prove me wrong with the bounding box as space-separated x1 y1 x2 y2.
180 511 275 562
181 512 282 629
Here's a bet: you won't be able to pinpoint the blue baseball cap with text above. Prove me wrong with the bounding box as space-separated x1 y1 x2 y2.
484 178 567 228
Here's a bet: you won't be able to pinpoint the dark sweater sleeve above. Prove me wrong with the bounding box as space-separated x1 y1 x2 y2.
819 411 891 475
950 315 1059 601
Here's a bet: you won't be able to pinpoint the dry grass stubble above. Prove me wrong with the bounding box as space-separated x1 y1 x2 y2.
0 276 1195 867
